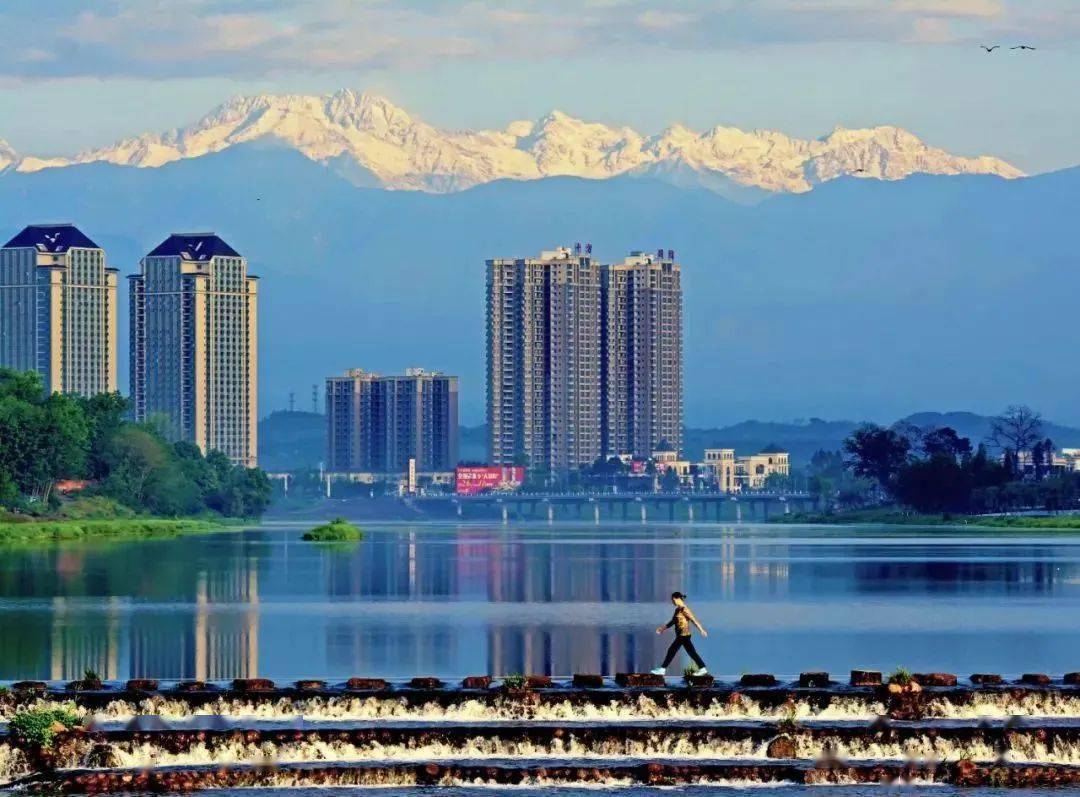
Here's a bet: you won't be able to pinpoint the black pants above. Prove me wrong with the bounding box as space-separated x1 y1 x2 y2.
662 635 706 668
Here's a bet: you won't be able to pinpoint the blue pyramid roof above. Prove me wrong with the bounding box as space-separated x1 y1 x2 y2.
3 224 101 253
147 233 240 261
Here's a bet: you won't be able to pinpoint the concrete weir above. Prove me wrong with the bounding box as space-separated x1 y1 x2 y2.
7 672 1080 792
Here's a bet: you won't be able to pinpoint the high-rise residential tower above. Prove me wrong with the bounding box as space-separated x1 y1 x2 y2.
129 233 258 467
486 246 602 476
325 368 458 473
602 249 683 458
0 224 118 395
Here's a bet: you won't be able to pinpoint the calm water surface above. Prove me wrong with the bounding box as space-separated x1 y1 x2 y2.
1 522 1079 681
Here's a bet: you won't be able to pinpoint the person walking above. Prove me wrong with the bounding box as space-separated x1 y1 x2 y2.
651 591 708 676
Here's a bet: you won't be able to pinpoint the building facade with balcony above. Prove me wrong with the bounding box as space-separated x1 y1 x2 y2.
0 224 118 396
129 233 258 467
326 368 458 474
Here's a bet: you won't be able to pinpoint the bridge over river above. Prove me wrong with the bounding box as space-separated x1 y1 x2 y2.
409 490 818 522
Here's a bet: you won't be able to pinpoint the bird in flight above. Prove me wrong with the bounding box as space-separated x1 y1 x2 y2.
1011 45 1036 50
854 168 867 173
980 45 999 53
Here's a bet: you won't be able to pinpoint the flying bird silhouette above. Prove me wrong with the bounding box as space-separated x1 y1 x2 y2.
980 45 999 53
1011 45 1036 50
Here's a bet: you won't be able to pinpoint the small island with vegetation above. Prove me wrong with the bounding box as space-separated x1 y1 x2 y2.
0 368 272 544
303 517 364 542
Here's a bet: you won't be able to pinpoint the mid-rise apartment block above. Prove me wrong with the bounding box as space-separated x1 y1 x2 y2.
129 233 258 467
326 368 458 473
0 224 118 395
486 246 602 475
602 249 682 458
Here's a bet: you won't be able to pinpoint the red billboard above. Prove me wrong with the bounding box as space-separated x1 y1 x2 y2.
456 466 525 495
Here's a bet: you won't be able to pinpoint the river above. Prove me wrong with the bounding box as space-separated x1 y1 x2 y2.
1 522 1079 681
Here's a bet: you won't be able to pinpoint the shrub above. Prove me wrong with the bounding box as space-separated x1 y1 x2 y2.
9 706 80 747
59 496 134 520
502 674 528 690
302 518 363 542
889 667 913 686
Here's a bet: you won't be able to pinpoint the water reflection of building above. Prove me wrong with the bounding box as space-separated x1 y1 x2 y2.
324 530 457 599
49 597 123 681
192 565 260 680
488 626 653 677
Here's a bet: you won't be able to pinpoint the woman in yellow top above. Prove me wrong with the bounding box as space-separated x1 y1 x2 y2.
651 591 708 676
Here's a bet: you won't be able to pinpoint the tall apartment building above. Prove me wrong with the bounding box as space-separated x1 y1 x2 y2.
326 368 458 473
0 224 118 395
129 233 258 467
486 246 602 475
602 249 683 458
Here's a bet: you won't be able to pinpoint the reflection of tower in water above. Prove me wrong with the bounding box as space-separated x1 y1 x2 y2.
193 561 260 680
483 529 696 676
126 558 261 680
50 597 122 681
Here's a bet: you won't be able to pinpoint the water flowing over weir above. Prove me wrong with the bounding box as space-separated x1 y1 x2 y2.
7 675 1080 792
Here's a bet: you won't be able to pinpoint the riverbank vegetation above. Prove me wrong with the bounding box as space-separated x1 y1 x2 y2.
0 368 271 525
302 517 364 542
800 405 1080 524
0 515 232 543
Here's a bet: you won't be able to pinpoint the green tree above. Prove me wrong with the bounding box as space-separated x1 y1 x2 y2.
0 368 45 403
894 455 972 513
843 425 911 495
78 392 129 479
920 427 972 461
101 426 170 508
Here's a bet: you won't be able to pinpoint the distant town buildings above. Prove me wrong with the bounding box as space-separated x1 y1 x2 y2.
602 250 682 458
703 448 791 491
130 233 259 467
325 368 459 475
0 224 118 396
486 246 603 474
486 245 683 479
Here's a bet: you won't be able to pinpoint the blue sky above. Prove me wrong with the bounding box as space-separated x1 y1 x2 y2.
0 0 1077 173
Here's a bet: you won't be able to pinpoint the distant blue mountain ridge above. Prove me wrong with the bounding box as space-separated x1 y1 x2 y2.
0 144 1076 426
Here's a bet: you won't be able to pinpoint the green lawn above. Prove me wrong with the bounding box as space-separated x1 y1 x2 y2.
778 508 1080 529
0 517 235 544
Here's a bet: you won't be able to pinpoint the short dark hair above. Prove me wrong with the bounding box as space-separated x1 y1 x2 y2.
671 591 686 600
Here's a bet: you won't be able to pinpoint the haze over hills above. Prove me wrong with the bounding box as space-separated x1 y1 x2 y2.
0 90 1022 196
0 134 1075 426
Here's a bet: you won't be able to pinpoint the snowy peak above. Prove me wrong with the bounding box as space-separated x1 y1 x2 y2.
0 140 15 172
3 92 1024 193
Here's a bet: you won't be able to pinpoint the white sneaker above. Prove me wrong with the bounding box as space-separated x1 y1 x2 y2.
693 668 709 677
650 667 666 676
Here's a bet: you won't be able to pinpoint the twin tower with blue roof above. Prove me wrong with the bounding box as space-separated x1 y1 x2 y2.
0 224 259 468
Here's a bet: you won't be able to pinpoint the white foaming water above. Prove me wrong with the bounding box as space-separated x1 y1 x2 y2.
44 730 1080 770
0 742 31 782
13 691 1080 727
35 695 891 724
925 692 1080 719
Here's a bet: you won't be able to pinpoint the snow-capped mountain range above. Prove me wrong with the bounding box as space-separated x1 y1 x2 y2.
0 90 1023 194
